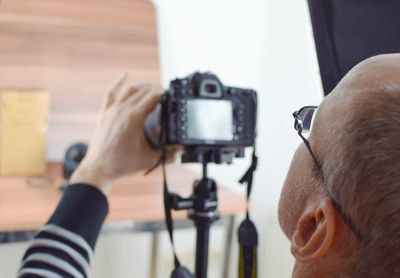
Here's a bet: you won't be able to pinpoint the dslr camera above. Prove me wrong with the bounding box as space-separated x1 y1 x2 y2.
144 72 257 164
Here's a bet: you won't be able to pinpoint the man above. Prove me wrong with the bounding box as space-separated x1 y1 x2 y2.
279 54 400 277
19 54 400 277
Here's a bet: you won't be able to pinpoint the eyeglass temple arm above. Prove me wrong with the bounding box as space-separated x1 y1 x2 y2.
297 129 323 175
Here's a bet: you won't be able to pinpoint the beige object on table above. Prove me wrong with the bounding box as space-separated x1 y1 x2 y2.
0 90 49 176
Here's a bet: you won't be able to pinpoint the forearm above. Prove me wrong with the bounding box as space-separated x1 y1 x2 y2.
18 184 108 278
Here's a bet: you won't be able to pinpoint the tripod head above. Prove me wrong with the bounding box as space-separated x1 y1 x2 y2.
181 146 245 164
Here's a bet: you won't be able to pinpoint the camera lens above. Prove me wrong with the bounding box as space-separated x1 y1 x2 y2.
205 84 217 94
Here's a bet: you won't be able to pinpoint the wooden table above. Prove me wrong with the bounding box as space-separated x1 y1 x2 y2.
0 163 246 277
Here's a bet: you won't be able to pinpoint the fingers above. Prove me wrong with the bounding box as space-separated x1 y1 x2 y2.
114 85 139 105
115 83 156 105
125 85 162 117
136 90 162 115
104 73 128 109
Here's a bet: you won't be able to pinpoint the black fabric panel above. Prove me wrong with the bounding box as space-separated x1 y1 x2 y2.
307 0 341 96
47 184 109 249
307 0 400 95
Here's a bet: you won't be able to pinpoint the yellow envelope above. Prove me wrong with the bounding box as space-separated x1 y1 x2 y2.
0 90 49 176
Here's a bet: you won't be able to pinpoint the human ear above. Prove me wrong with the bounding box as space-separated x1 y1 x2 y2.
290 197 336 262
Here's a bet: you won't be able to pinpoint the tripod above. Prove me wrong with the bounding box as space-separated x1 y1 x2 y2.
169 161 220 278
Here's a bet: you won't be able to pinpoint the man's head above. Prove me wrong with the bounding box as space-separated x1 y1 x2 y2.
278 54 400 277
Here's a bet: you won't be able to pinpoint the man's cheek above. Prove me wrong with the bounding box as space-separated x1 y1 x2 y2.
278 146 304 237
278 176 294 239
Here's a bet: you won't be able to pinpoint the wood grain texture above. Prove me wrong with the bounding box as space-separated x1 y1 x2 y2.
0 0 161 160
0 164 246 232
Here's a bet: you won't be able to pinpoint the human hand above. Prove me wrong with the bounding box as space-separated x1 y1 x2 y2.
70 75 164 194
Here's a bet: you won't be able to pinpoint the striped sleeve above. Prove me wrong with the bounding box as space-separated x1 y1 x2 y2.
19 184 109 278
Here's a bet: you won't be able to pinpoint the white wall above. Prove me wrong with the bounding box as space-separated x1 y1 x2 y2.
153 0 323 276
0 0 323 277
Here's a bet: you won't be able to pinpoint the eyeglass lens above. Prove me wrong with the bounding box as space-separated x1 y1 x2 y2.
298 107 317 133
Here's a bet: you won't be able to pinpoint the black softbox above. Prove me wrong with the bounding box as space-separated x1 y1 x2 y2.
307 0 400 95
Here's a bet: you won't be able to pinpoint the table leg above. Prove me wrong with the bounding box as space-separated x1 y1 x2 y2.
222 216 235 278
150 231 160 278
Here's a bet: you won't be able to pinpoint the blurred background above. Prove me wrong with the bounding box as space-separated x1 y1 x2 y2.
0 0 323 277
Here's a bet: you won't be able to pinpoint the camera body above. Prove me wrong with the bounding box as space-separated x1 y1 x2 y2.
144 72 257 163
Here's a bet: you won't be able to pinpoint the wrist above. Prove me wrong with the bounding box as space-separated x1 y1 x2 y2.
69 160 113 195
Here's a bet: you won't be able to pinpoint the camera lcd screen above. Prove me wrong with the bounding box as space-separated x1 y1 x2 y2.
186 99 233 141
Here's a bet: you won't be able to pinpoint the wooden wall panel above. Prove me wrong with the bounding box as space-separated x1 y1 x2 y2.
0 0 160 160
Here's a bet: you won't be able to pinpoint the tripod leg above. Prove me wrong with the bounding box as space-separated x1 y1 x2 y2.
190 174 219 278
222 216 235 278
195 220 211 278
150 232 160 278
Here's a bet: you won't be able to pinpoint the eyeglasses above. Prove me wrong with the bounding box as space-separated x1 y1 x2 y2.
293 106 364 241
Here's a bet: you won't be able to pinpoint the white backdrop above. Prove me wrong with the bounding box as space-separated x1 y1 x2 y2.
153 0 323 276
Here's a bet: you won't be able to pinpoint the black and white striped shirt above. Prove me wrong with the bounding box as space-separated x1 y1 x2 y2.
19 184 109 278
